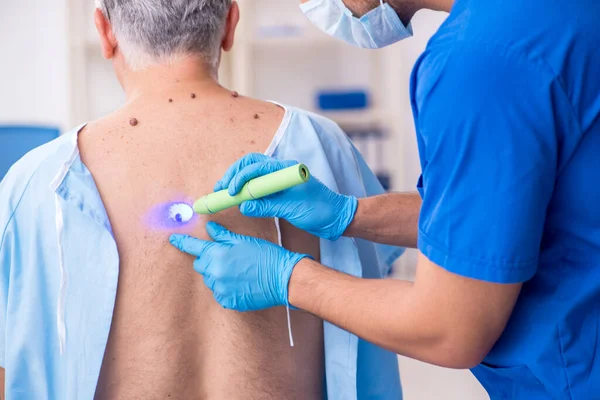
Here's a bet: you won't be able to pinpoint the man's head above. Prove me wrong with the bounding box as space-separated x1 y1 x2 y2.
94 0 239 73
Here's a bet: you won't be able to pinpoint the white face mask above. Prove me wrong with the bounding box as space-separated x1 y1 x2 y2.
300 0 413 49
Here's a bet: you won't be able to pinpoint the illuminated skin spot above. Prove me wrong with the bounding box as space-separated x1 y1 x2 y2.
143 198 197 231
169 203 194 224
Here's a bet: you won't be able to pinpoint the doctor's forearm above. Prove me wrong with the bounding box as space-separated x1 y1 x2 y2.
288 258 482 369
344 192 421 248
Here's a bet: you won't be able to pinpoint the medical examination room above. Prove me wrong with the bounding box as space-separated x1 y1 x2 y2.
1 0 599 399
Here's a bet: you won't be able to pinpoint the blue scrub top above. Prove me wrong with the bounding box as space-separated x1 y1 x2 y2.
411 0 600 398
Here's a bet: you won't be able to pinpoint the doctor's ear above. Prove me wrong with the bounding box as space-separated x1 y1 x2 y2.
94 8 118 60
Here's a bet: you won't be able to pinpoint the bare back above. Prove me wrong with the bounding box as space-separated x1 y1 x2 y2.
79 84 324 399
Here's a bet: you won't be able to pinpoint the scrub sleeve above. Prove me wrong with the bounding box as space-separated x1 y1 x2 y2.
412 41 558 284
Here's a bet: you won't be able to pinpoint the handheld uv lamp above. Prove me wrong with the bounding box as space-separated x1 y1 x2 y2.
193 164 310 215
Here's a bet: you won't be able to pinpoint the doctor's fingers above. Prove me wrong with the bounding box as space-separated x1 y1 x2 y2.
213 153 271 192
239 197 283 219
205 222 251 244
170 234 216 257
227 159 298 196
190 243 232 276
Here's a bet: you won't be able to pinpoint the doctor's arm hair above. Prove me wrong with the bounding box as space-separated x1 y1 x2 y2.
289 254 521 369
344 192 422 248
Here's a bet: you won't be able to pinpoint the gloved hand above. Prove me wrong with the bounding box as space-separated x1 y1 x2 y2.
170 222 311 311
214 153 358 241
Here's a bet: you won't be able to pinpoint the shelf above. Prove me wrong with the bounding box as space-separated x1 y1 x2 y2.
249 35 339 48
318 109 387 127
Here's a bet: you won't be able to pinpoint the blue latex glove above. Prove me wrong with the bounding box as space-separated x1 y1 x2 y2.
214 153 358 241
170 222 311 311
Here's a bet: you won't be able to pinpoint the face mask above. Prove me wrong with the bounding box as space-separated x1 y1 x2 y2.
300 0 413 49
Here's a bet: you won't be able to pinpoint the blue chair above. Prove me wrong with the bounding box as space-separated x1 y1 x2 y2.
0 125 60 181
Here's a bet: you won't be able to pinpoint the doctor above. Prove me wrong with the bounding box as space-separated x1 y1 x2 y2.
171 0 600 398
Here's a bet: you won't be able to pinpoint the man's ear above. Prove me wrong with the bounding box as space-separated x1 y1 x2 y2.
222 2 240 52
94 8 118 59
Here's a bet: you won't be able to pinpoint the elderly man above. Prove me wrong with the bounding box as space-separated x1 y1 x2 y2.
0 1 403 399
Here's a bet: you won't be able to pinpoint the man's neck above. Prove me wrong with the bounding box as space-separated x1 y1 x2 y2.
121 58 221 103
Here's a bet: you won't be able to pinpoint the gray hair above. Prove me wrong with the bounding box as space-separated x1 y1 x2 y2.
95 0 232 70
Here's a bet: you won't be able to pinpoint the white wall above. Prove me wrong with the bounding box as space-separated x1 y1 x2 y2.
399 356 489 399
0 0 70 131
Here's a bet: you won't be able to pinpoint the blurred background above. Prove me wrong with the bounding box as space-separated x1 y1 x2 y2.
0 1 488 398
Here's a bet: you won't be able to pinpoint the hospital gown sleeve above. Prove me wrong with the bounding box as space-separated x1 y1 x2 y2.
349 140 405 275
413 42 560 283
0 178 14 367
